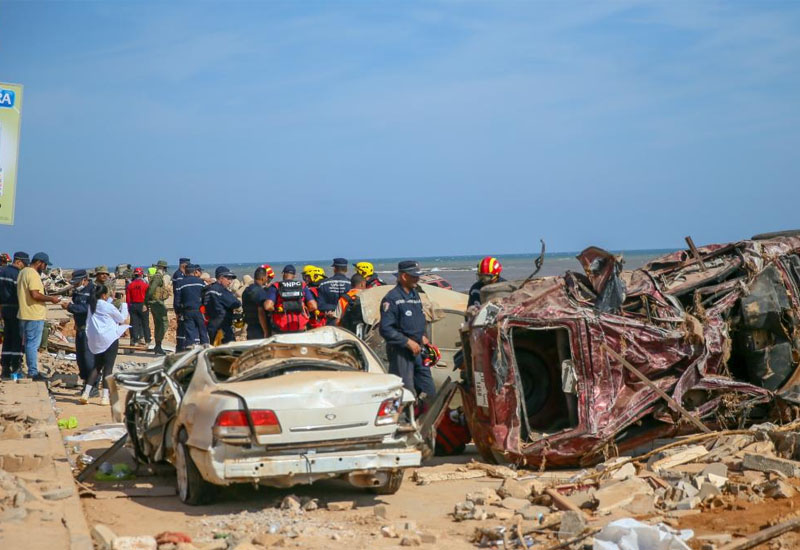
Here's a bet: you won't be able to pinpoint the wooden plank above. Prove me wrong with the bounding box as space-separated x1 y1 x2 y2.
601 344 711 434
718 517 800 550
76 434 128 482
649 445 709 471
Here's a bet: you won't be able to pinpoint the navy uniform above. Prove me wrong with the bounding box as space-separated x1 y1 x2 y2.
173 257 190 351
175 265 209 347
379 261 436 398
204 266 241 345
242 281 269 340
468 275 506 308
65 269 95 381
0 251 28 378
317 258 351 325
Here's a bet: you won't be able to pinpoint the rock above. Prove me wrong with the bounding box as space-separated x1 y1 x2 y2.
279 495 302 511
500 497 531 511
327 501 354 511
762 479 796 499
558 511 586 540
594 478 653 513
497 478 534 499
566 489 596 510
698 483 721 500
41 487 73 500
301 499 318 511
252 532 286 547
400 533 422 546
156 533 193 545
330 534 341 541
518 505 551 522
742 454 800 477
112 536 158 550
373 504 388 519
702 463 728 478
676 496 701 510
622 493 656 516
488 508 516 520
381 525 399 538
92 524 118 550
466 488 500 506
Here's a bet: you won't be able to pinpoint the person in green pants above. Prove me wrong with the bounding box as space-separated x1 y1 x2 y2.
146 260 169 355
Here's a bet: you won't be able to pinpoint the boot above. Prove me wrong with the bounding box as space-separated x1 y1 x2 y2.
79 385 93 405
153 342 166 356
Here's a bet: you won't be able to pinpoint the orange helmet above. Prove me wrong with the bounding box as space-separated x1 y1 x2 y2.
260 264 275 280
421 344 441 368
478 256 502 277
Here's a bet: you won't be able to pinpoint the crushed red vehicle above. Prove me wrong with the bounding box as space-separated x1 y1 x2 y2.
459 231 800 467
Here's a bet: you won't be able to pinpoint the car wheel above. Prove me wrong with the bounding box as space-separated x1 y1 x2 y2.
175 429 214 505
370 470 405 495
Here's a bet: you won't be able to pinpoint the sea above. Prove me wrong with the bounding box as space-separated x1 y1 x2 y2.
207 249 675 293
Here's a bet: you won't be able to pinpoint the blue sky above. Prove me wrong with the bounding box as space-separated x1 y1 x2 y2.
1 1 799 267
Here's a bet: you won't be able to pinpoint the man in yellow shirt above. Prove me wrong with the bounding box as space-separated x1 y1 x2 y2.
18 252 61 381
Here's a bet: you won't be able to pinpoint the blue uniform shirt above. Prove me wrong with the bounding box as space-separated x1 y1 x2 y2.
379 285 426 348
175 275 205 311
67 281 95 328
172 269 186 310
203 282 241 323
0 265 20 307
317 273 351 312
468 276 506 308
242 283 269 326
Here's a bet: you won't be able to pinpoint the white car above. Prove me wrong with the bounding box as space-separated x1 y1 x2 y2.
111 327 422 504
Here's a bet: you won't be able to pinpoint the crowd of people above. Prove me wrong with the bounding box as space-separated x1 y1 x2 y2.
0 251 506 406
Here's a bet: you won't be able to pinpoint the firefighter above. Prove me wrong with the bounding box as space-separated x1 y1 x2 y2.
203 266 241 345
176 264 209 347
303 266 327 329
264 265 319 334
173 257 190 351
468 256 505 308
354 261 385 288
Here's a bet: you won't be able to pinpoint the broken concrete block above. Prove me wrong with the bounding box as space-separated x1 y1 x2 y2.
500 497 531 511
742 453 800 477
381 525 399 538
488 508 516 520
648 445 709 472
326 501 354 511
762 479 796 499
466 488 500 506
518 505 550 522
41 487 73 500
558 511 586 540
111 536 157 550
496 478 534 499
566 489 596 510
373 505 388 519
701 463 728 478
622 493 656 516
697 482 721 500
279 495 301 511
595 478 654 513
400 533 421 546
676 496 701 510
92 524 117 550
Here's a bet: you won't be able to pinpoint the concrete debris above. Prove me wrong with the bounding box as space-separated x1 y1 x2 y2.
326 500 354 511
92 524 118 550
558 511 587 540
279 495 301 512
648 445 709 472
742 453 800 477
111 536 158 550
761 479 796 499
496 478 534 499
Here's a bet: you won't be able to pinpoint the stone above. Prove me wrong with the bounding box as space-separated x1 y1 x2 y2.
112 536 158 550
380 525 398 538
497 478 534 499
676 496 701 510
622 493 656 516
518 505 551 522
566 489 596 510
742 454 800 477
400 533 421 546
301 499 318 511
327 500 354 511
92 524 118 550
252 532 285 547
702 463 728 478
594 478 653 513
373 504 388 519
500 497 531 511
279 495 301 511
762 479 796 499
558 511 586 541
466 488 500 506
488 508 516 520
698 483 721 500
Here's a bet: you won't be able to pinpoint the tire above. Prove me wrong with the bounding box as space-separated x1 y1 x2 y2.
370 470 405 495
175 429 214 505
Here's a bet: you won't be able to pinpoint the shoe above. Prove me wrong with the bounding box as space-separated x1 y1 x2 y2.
89 386 99 398
31 373 49 382
100 391 110 406
153 346 166 356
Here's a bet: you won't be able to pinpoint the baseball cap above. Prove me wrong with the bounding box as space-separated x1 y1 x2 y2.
32 252 51 265
395 260 423 277
70 269 88 284
215 266 236 279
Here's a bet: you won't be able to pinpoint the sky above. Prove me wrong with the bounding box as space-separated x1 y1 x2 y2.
1 1 799 267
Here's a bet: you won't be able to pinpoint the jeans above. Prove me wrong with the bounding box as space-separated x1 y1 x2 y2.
20 319 44 377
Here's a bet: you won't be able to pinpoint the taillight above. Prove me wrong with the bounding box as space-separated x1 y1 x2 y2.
213 409 281 443
375 398 402 426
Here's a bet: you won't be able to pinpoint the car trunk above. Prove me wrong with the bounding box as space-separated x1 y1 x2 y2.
219 370 406 445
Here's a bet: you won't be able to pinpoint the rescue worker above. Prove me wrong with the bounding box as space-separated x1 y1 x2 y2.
468 256 505 308
379 261 436 399
175 264 209 348
61 269 95 383
0 253 9 268
94 265 110 288
204 266 241 345
126 268 151 346
317 258 351 324
337 273 367 334
173 258 190 351
0 251 28 378
303 266 327 329
242 267 271 340
264 265 319 334
145 260 169 355
354 261 385 288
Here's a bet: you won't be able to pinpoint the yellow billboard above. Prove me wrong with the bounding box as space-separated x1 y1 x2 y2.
0 82 23 225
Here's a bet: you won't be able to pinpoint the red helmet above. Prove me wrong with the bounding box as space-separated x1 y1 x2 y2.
478 256 502 276
260 264 275 280
421 344 441 368
133 267 144 275
0 253 10 263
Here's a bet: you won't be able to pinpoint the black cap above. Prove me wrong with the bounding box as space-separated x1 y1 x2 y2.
283 264 296 274
188 264 201 272
32 252 51 265
395 260 423 277
215 266 236 279
179 258 191 264
332 258 348 268
70 269 88 284
13 251 29 263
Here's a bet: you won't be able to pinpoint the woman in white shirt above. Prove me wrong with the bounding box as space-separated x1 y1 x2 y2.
80 284 130 405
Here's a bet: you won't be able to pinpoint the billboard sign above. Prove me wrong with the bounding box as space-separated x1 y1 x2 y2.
0 82 23 225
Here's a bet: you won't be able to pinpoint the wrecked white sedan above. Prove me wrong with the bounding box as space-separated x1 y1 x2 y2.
112 327 422 504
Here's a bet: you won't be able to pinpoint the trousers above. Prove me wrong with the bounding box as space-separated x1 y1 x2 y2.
182 310 209 347
129 302 151 343
75 329 95 381
1 307 22 372
207 318 234 346
386 345 436 399
149 301 167 343
87 339 119 388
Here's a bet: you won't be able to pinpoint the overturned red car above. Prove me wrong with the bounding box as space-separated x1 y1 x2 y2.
460 231 800 467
